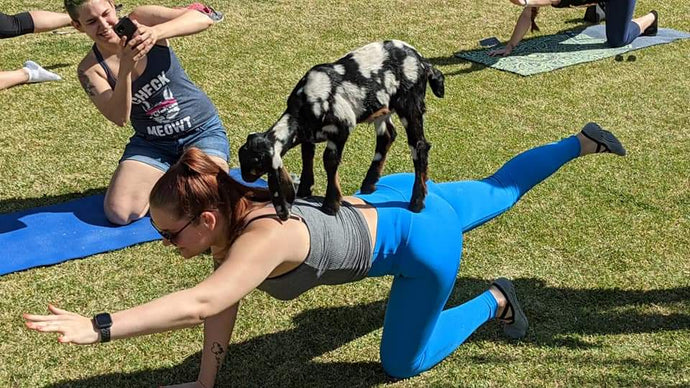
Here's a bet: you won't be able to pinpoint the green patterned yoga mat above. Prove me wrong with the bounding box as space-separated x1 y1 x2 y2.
455 25 690 76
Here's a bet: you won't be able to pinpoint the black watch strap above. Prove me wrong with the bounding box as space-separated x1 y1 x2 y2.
93 313 112 343
99 326 111 343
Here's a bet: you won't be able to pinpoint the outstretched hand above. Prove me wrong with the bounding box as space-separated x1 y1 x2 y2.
488 43 515 57
23 304 99 345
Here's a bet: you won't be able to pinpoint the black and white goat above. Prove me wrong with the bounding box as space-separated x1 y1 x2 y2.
238 40 445 220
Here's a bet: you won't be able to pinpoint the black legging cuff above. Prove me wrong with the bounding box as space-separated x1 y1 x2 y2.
0 12 35 39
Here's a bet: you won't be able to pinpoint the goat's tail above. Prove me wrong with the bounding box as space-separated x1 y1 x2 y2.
426 64 445 98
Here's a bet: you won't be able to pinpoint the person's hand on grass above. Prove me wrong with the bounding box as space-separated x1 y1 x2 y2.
488 43 515 57
23 304 99 345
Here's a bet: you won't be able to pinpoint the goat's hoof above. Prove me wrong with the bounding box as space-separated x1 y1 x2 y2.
274 205 291 221
359 184 376 194
408 199 425 213
321 202 340 216
296 187 312 198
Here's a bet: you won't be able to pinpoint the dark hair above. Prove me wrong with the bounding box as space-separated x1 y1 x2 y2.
150 148 271 246
530 7 541 32
64 0 114 22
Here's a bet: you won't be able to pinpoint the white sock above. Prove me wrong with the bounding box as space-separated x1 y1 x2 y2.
23 60 62 83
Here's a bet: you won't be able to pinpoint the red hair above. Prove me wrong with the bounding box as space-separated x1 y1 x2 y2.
150 148 271 246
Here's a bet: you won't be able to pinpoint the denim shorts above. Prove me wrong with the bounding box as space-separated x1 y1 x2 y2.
120 114 230 172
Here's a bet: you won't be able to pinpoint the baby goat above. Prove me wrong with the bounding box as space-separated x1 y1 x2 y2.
239 40 445 220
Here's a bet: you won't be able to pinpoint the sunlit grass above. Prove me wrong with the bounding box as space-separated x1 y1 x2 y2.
0 0 688 386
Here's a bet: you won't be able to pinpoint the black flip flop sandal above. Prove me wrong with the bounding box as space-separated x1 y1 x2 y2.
581 122 627 156
492 277 529 339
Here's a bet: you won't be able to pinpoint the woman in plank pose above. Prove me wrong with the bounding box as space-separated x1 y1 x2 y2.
25 123 625 387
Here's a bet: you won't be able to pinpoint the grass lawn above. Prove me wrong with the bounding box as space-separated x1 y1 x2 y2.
1 0 688 386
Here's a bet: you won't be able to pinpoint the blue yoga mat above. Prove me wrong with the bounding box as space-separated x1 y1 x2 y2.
455 26 690 76
0 169 267 276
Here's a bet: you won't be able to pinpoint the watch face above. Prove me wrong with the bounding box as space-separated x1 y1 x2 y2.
94 313 112 328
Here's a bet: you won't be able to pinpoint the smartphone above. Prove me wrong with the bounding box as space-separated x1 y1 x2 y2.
479 37 501 48
113 16 137 42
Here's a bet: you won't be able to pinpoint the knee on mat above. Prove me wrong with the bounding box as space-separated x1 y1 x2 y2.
607 36 628 48
104 200 145 225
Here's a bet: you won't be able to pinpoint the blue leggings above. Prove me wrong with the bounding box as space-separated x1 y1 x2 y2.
606 0 642 47
354 135 581 378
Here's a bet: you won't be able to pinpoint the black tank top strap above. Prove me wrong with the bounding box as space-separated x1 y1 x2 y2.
91 44 117 89
242 212 306 230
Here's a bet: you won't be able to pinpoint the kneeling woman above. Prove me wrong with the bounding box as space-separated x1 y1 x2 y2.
25 123 625 386
66 0 229 225
489 0 658 57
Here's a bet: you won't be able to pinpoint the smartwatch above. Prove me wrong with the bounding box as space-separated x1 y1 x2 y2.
93 313 112 343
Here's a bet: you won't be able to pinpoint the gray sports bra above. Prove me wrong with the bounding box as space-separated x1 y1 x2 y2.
253 197 373 300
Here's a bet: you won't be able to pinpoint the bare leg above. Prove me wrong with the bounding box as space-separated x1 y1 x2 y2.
489 286 509 318
632 12 656 33
104 160 165 225
27 11 71 33
0 69 29 90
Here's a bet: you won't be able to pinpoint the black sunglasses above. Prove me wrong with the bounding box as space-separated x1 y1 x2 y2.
150 215 198 244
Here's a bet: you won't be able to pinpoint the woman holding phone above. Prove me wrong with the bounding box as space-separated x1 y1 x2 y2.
65 0 229 225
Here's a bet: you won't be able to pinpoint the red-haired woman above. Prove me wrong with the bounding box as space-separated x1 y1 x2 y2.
489 0 658 57
25 123 625 387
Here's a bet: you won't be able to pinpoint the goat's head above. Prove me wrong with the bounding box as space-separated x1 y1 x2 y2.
238 133 274 182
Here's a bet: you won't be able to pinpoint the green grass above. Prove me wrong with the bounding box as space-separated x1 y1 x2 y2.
1 0 689 386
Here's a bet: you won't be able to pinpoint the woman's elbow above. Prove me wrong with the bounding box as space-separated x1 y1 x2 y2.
193 290 229 321
111 118 128 127
186 9 213 30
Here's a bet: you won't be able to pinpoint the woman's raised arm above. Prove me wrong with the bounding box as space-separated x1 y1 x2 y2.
129 5 213 43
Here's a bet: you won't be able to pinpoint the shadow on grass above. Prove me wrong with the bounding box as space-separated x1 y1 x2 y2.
46 301 392 388
425 55 488 76
0 188 109 235
449 277 690 349
44 63 72 70
0 188 107 214
45 278 689 387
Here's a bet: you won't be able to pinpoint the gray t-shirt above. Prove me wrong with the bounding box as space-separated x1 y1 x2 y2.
255 197 373 300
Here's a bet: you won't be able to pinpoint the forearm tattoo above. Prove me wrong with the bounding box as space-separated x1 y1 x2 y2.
78 69 96 97
211 342 225 373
